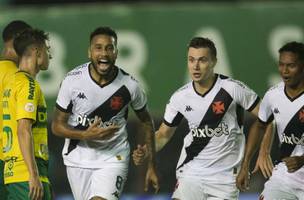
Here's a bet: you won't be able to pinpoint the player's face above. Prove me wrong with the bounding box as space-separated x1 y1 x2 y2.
278 51 304 88
88 34 117 76
187 47 216 83
37 43 51 71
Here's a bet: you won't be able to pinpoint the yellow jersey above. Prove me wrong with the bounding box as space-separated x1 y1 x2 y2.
0 60 18 161
2 71 49 184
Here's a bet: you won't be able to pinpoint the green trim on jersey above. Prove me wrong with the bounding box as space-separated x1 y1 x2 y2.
0 160 8 200
6 181 52 200
36 157 49 178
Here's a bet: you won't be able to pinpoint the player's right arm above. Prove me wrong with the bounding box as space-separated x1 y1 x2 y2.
132 122 176 166
133 90 180 165
155 122 176 152
237 119 272 191
237 90 274 191
51 108 118 140
17 118 43 200
252 122 274 178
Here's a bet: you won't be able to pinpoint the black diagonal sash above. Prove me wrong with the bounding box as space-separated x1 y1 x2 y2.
65 85 131 155
177 88 233 169
280 105 304 159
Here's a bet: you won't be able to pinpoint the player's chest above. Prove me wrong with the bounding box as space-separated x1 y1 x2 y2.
70 84 131 112
271 96 304 127
180 95 236 125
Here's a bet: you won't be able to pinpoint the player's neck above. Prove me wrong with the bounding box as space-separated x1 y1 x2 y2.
194 74 216 95
18 57 39 78
1 45 18 63
90 64 118 86
285 81 304 98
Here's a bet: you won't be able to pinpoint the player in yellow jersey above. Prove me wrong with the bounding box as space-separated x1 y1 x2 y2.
2 28 51 200
0 20 31 200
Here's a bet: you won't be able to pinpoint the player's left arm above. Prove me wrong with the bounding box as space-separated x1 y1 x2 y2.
17 118 44 200
282 155 304 173
134 108 159 192
134 108 156 164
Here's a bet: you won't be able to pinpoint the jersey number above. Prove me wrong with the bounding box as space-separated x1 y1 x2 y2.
3 126 13 153
116 175 123 190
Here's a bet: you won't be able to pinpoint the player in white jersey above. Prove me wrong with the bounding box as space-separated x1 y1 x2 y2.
51 27 159 200
133 37 260 200
237 41 304 200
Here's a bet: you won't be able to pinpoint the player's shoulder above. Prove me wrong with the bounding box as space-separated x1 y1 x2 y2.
265 81 284 95
171 82 192 98
119 68 135 80
220 74 249 89
0 59 18 72
118 67 140 86
15 71 41 90
65 62 89 79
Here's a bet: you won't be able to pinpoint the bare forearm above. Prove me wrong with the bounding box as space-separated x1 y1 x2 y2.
242 120 266 167
259 122 274 154
18 129 39 177
155 131 170 152
155 123 176 152
142 120 156 165
52 121 85 140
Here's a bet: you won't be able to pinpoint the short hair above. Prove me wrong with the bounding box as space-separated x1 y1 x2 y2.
2 20 31 42
90 26 117 45
279 41 304 64
188 37 217 59
13 28 49 57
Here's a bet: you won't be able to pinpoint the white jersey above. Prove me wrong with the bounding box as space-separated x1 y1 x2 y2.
164 74 259 184
56 62 147 168
259 81 304 190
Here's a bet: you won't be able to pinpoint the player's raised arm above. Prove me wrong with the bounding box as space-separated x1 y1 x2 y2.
51 107 118 140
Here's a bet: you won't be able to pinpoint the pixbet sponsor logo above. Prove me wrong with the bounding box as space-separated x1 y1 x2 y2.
190 122 229 138
281 133 304 146
76 114 118 128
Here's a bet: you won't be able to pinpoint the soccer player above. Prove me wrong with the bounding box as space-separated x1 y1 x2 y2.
133 37 260 200
237 41 304 199
0 20 31 200
51 26 159 200
2 29 52 200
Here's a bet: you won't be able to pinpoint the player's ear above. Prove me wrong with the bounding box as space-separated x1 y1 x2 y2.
87 47 91 59
115 48 118 58
211 57 217 67
31 46 40 58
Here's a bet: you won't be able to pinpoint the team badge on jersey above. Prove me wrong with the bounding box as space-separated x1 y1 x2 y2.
110 96 124 110
212 101 225 114
24 102 35 112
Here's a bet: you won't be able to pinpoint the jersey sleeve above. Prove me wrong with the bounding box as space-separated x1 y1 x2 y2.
163 92 183 127
130 82 147 111
55 77 72 112
15 76 39 121
231 80 260 112
258 91 274 124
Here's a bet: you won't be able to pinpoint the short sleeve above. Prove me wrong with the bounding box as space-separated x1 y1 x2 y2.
16 76 39 121
56 78 72 112
131 83 147 111
258 91 274 123
231 80 260 111
163 93 183 127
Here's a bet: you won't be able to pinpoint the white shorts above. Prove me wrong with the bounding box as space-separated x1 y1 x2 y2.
171 177 239 200
66 163 128 200
261 175 304 200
